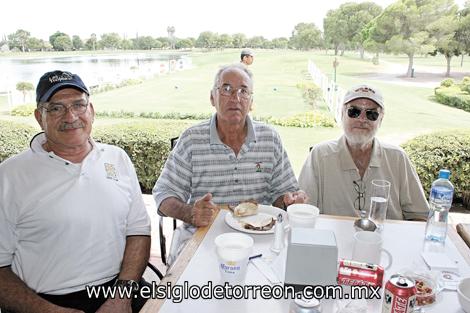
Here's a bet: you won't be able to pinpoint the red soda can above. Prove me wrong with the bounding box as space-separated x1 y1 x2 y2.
382 274 417 313
337 259 384 287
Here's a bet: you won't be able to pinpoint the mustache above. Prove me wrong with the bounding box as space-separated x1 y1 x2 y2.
59 120 85 131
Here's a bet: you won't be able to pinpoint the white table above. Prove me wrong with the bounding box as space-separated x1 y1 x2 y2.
142 210 470 313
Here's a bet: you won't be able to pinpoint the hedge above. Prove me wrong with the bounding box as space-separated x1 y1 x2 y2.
402 129 470 202
10 104 36 117
96 110 336 128
434 85 470 112
0 120 37 162
0 119 193 193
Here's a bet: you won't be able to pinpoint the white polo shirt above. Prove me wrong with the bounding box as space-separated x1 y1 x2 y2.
0 133 151 294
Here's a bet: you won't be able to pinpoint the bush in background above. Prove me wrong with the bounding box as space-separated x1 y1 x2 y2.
296 82 323 108
10 104 36 116
434 86 470 112
402 129 470 203
0 119 193 193
257 111 335 128
440 78 454 87
0 120 37 162
96 110 336 128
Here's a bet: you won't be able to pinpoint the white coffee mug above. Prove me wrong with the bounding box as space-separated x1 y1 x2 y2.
287 203 319 228
352 231 392 269
214 232 254 283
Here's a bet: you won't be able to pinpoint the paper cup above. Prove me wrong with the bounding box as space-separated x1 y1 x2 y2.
287 204 319 228
214 232 254 283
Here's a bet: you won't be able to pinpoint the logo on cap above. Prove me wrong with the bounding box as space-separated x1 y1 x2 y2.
48 72 74 83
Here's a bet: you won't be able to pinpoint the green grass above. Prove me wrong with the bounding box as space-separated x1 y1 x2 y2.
91 49 314 118
2 49 470 176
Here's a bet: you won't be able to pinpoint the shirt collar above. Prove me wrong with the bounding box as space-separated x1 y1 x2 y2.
30 132 99 163
209 114 256 145
338 135 382 170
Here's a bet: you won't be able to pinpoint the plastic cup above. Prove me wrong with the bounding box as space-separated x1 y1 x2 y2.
287 204 319 228
214 232 254 284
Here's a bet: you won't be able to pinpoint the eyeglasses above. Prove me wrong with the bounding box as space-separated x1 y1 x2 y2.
353 180 366 213
216 84 252 100
41 100 89 117
347 106 380 121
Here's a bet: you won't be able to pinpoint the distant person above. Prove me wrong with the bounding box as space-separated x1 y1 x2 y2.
240 49 254 66
153 63 306 264
299 84 429 220
0 70 151 313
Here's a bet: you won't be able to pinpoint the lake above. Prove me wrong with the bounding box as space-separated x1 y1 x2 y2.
0 53 191 104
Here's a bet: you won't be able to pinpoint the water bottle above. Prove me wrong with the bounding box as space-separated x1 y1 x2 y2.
424 169 454 243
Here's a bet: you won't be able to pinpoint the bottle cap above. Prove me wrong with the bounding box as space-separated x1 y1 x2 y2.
439 169 450 179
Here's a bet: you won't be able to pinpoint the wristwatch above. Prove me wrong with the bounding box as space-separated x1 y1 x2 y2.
113 279 140 292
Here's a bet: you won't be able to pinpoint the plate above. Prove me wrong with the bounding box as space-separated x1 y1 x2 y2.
224 205 287 234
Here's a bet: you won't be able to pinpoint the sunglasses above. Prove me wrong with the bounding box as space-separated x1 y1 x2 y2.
347 106 380 121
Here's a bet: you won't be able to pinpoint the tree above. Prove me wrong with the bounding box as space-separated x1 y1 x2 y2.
26 37 45 51
72 35 84 50
323 9 348 55
216 34 233 49
232 33 247 48
85 34 97 50
196 31 217 49
8 29 30 52
121 39 133 50
99 33 121 50
246 36 267 48
347 2 382 58
290 23 322 50
167 26 175 49
156 37 171 49
428 12 460 76
370 0 456 77
323 3 381 57
272 37 289 49
133 36 157 50
49 31 72 51
456 4 470 65
175 38 193 49
16 82 34 103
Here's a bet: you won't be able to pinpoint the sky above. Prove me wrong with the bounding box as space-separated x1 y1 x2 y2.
1 0 467 41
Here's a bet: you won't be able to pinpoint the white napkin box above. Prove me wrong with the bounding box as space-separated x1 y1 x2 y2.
284 228 338 290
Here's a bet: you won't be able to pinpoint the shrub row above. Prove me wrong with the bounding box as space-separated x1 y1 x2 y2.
89 79 143 94
10 104 36 117
259 112 335 128
434 87 470 112
0 119 192 193
0 120 37 162
402 129 470 202
435 77 470 112
95 110 336 128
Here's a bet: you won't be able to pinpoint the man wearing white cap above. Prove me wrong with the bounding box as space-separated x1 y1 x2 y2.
240 49 254 66
299 84 429 220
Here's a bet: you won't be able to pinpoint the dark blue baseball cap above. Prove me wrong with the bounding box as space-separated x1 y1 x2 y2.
36 70 89 104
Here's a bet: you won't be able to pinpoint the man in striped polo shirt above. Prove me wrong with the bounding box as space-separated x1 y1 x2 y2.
153 64 306 256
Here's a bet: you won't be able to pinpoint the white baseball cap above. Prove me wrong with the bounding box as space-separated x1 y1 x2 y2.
343 84 384 108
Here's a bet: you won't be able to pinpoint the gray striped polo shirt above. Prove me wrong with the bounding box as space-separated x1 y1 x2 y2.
153 114 299 211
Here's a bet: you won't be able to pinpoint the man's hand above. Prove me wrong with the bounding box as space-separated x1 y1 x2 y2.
95 298 131 313
283 190 308 207
192 193 217 227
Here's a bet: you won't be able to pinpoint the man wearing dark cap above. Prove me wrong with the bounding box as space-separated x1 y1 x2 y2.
240 49 254 66
299 84 429 220
0 71 151 313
